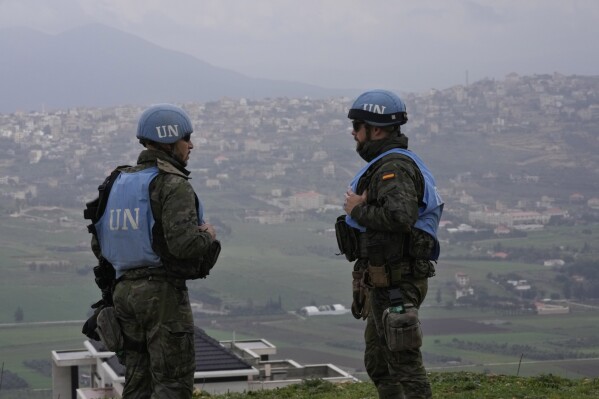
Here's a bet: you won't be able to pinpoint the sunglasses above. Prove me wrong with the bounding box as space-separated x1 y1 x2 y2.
182 134 191 142
352 120 366 132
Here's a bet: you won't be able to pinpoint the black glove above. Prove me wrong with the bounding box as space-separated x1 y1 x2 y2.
81 300 106 341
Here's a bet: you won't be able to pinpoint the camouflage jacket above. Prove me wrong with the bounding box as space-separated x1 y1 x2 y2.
91 149 213 266
351 135 436 266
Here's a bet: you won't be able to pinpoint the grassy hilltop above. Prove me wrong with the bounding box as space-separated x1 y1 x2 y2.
194 373 599 399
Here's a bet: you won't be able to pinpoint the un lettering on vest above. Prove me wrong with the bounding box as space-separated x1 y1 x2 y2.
109 208 140 230
155 125 180 139
362 104 386 114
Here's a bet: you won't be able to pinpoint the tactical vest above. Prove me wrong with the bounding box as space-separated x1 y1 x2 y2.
345 148 444 260
93 166 203 278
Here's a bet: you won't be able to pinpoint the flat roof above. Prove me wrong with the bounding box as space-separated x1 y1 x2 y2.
52 349 96 366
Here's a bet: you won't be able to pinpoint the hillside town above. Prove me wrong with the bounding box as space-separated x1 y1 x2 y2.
1 73 597 219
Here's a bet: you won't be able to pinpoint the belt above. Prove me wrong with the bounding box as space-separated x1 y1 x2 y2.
118 267 186 288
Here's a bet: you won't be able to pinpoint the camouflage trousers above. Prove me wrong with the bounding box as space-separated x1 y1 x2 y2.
364 275 432 399
113 268 196 399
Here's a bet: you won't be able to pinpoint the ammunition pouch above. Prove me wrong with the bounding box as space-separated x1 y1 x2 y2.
335 215 360 262
367 264 390 288
408 227 437 261
382 305 423 352
366 261 414 288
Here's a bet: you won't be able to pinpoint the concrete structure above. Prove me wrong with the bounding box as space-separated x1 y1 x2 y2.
52 326 357 398
535 302 570 315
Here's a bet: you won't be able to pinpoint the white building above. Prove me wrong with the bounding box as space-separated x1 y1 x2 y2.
298 304 350 317
52 327 357 399
289 191 325 210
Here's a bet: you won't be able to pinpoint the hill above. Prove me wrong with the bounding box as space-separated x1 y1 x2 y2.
193 373 599 398
0 24 352 113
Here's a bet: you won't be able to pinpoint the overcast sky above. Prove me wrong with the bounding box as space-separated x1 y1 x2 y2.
1 0 598 92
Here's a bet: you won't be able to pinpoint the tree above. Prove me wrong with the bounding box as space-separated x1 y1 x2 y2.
14 306 24 322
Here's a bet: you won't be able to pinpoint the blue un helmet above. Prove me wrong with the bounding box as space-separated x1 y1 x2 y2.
136 104 193 144
347 89 408 126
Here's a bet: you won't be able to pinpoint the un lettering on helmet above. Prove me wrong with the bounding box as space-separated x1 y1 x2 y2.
136 104 193 144
348 89 408 126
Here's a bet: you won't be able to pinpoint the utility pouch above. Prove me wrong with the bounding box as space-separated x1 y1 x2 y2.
408 228 436 260
335 215 359 262
96 306 124 354
382 306 422 352
367 264 390 288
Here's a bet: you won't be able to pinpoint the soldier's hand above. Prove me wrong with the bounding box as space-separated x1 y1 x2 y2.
351 300 362 319
199 223 216 240
344 188 367 215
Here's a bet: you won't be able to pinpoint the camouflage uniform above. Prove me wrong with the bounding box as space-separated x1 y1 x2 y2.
351 135 435 399
92 149 212 399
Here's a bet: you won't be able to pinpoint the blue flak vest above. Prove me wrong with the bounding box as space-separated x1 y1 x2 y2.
94 166 205 278
345 149 444 260
95 167 161 278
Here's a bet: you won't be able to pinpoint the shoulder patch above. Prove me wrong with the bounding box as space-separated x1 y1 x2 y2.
156 158 189 179
382 173 396 181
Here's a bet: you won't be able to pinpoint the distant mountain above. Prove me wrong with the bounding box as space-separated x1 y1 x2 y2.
0 24 353 113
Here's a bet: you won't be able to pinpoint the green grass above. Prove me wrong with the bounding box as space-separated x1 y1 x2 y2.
0 324 84 389
188 221 349 310
475 225 597 252
190 373 599 399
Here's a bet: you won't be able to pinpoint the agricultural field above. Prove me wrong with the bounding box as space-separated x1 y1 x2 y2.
0 209 598 396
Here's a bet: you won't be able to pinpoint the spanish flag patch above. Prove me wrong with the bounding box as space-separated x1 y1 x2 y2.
382 173 395 181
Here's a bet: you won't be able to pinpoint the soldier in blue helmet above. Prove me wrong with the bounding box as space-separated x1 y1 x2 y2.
335 90 443 398
85 103 218 398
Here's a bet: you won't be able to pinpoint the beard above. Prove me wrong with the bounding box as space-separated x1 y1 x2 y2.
355 138 366 152
171 151 188 167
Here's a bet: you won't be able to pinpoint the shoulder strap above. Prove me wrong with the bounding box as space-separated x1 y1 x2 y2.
84 165 130 235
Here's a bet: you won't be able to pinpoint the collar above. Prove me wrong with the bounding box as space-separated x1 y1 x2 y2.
137 149 191 177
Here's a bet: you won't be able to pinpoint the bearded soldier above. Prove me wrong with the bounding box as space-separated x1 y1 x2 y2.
336 90 443 399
